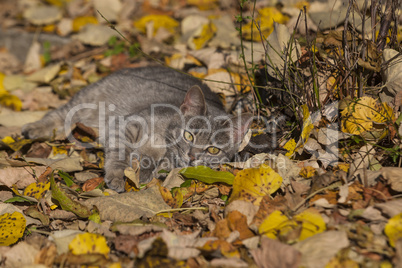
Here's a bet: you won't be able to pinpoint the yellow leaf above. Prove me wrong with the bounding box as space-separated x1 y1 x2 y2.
43 24 56 32
44 0 71 6
259 210 292 239
134 15 179 36
189 22 217 50
72 16 98 32
294 208 326 241
259 209 326 242
1 136 15 144
97 151 105 169
242 7 289 41
384 213 402 247
289 105 314 156
334 163 350 172
299 166 317 178
229 164 282 205
300 104 314 142
52 145 68 156
187 0 219 10
0 212 26 246
24 181 50 200
341 96 395 139
0 93 22 111
1 136 32 151
0 72 6 93
294 1 310 10
283 138 296 157
69 233 110 256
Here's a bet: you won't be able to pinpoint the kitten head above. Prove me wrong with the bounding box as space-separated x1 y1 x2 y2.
164 85 252 169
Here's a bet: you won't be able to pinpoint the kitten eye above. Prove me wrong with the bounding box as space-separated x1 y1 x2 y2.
183 130 194 142
207 146 220 155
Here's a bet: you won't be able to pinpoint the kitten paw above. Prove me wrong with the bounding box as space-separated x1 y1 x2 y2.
104 170 126 193
21 121 54 139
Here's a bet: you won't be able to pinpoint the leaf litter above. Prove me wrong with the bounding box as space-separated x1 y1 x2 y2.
0 0 401 267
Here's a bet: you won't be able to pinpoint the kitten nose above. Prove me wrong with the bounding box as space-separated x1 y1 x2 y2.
188 153 196 161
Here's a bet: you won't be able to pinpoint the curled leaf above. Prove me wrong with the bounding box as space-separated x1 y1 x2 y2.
50 174 91 218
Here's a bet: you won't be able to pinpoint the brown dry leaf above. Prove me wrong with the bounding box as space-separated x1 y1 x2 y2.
158 183 177 208
84 185 170 222
211 218 232 240
379 167 402 192
3 241 40 268
225 200 258 225
251 237 301 268
226 211 255 240
309 190 338 205
0 166 47 188
293 231 349 268
82 177 104 192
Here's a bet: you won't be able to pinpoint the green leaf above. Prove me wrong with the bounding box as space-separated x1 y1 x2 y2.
180 180 192 188
50 173 91 218
158 169 170 174
4 196 35 204
180 166 234 185
58 170 74 187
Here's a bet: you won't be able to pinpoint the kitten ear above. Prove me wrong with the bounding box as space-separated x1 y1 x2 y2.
180 85 207 116
230 113 253 144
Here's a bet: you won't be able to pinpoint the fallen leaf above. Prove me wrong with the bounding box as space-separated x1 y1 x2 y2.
201 239 240 258
0 211 26 246
50 174 92 218
3 241 39 267
251 237 301 268
382 49 402 99
187 0 219 10
69 232 110 256
134 15 179 36
379 167 402 192
23 5 62 25
385 213 402 247
26 63 62 84
0 110 47 127
93 0 122 22
265 23 301 78
228 164 283 206
259 208 326 242
293 230 349 268
341 96 394 140
84 185 170 222
188 22 217 50
24 181 50 200
72 16 98 32
0 166 46 188
225 200 258 225
0 93 22 111
73 24 118 46
242 7 289 41
180 166 234 185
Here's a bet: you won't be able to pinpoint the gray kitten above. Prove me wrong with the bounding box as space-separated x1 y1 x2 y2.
22 67 251 192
